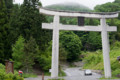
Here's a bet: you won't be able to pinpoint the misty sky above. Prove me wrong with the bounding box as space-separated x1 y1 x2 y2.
14 0 115 9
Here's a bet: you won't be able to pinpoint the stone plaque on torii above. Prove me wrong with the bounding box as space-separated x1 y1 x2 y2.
39 8 118 78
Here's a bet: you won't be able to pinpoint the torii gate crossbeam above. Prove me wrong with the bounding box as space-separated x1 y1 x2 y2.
39 8 118 79
42 23 117 32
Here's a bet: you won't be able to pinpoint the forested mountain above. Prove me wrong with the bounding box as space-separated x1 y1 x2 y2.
45 2 91 12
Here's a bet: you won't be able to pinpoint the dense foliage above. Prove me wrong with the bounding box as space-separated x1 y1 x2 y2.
0 0 12 63
94 0 120 42
36 42 52 71
9 0 52 72
12 36 39 72
60 31 82 62
10 0 52 51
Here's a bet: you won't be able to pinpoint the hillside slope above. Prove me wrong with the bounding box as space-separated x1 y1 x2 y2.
83 41 120 78
45 2 91 12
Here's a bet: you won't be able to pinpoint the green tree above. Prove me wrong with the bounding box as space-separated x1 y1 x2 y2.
12 36 25 69
23 36 38 72
0 0 11 63
37 51 51 71
4 0 13 18
36 41 67 71
9 4 21 44
37 42 52 71
12 36 38 71
85 32 102 51
60 31 82 62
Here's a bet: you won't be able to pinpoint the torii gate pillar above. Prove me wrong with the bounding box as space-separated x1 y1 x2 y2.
101 18 111 78
51 15 60 78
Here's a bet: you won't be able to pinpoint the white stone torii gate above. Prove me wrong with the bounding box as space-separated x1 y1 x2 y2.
39 8 118 78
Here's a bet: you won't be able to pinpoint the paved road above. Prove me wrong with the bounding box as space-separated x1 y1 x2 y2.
64 67 102 80
25 67 102 80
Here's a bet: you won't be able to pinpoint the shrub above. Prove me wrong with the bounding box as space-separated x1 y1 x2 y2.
0 63 24 80
112 69 120 77
23 73 37 78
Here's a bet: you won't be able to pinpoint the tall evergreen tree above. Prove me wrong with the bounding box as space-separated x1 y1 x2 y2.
12 36 39 71
23 36 38 72
4 0 13 18
12 36 25 69
10 0 52 51
0 0 11 63
4 0 13 9
10 4 20 44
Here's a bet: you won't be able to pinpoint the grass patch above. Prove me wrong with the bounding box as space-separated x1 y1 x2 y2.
100 77 120 79
59 66 66 77
59 69 66 77
23 73 37 78
44 72 51 76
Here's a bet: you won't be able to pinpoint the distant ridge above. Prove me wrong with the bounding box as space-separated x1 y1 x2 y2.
45 2 91 12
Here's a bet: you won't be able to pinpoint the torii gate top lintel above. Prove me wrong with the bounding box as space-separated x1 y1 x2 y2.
40 8 118 18
39 8 118 32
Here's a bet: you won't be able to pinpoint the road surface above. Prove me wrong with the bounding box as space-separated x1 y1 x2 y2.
64 67 102 80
